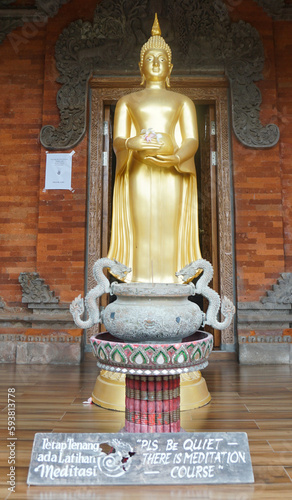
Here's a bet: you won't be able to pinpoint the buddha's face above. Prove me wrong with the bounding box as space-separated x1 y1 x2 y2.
140 48 172 83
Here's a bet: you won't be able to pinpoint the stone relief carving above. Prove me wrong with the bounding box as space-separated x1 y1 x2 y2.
253 0 292 20
18 272 59 305
261 273 292 304
40 0 279 151
0 0 16 5
0 2 24 44
35 1 69 17
239 333 291 344
237 273 292 351
0 0 70 45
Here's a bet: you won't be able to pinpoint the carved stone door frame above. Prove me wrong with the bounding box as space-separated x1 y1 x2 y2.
87 76 235 351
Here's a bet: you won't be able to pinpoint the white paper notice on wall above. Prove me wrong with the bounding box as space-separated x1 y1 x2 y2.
45 151 75 190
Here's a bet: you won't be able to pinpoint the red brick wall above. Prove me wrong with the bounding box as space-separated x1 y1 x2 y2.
37 2 100 303
0 0 291 307
0 20 45 306
0 1 98 306
274 22 292 274
229 1 289 302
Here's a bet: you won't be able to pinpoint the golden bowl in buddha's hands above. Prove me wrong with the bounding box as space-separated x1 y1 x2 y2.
138 132 175 158
150 132 175 155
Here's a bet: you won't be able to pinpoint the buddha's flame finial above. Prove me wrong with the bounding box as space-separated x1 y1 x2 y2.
151 13 161 37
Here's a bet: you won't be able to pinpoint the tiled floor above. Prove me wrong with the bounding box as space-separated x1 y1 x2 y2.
1 354 292 499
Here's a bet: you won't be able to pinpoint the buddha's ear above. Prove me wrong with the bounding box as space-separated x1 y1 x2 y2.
166 63 173 88
139 62 146 86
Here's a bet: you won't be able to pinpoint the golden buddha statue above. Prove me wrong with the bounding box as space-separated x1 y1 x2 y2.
107 14 201 283
93 16 210 412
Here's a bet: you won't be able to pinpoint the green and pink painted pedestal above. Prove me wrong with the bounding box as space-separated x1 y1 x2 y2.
91 331 213 433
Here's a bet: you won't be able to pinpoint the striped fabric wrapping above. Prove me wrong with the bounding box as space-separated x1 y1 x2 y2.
173 375 181 432
125 375 135 432
147 376 156 433
169 376 174 432
134 376 141 432
162 376 170 432
125 374 180 433
140 376 148 433
155 376 163 433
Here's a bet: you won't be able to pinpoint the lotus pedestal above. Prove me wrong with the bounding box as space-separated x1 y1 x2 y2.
90 331 213 433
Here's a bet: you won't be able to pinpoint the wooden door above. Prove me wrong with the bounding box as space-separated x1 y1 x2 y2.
102 102 221 346
197 104 220 348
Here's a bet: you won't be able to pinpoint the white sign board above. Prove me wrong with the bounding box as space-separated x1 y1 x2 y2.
45 151 75 190
27 432 254 486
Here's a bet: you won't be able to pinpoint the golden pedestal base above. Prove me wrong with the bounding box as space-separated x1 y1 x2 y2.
92 370 211 411
180 371 211 410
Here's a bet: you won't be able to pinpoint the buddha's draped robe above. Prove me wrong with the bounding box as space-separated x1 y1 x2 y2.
108 91 201 283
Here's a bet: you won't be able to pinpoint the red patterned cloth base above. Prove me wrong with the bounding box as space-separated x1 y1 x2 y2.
125 374 180 433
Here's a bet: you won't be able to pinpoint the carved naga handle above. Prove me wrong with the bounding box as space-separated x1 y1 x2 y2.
70 258 131 329
176 258 235 331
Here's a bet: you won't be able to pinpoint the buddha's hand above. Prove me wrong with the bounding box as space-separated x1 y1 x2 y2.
144 154 180 169
126 135 163 152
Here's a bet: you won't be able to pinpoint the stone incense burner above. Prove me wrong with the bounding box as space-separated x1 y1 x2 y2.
70 258 235 344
